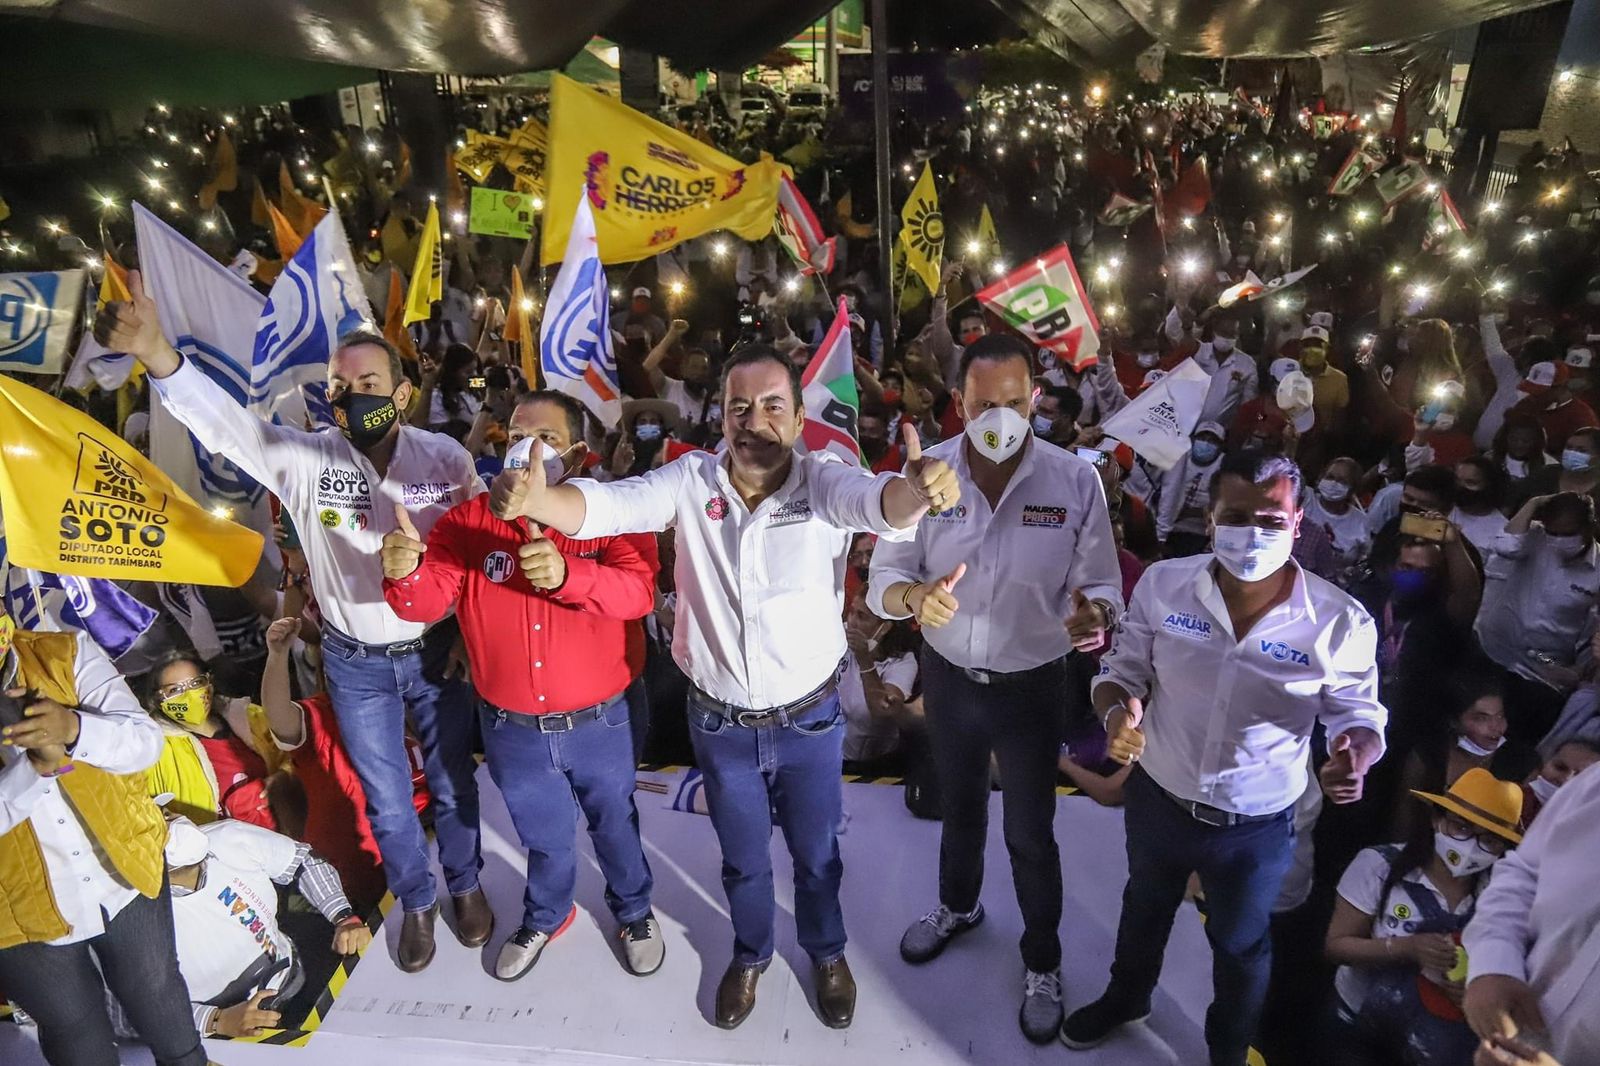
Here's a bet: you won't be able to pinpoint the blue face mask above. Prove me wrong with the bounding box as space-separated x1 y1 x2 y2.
1391 567 1436 602
1561 448 1592 472
1190 440 1221 465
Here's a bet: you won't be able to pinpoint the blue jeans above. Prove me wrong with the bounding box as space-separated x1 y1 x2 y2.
0 876 206 1066
322 624 481 912
922 649 1068 973
480 695 654 933
687 689 846 966
1106 767 1294 1066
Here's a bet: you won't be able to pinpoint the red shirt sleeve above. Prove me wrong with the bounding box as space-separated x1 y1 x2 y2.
547 530 659 621
383 501 470 622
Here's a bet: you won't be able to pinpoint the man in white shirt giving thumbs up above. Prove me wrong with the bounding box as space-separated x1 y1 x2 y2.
867 334 1124 1044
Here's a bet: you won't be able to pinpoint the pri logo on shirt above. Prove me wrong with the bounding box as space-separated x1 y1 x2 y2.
1258 639 1311 666
1161 611 1213 642
704 495 730 521
483 551 516 583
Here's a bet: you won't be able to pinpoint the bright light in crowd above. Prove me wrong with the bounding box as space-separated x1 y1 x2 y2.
451 210 466 227
901 162 912 174
1558 69 1575 83
201 218 218 232
1321 231 1339 245
1388 263 1404 276
42 220 63 234
1275 297 1292 313
151 157 167 168
986 123 999 134
167 199 181 211
165 132 179 144
155 102 170 115
82 255 100 270
996 147 1006 157
145 175 163 191
668 281 686 297
1073 151 1084 163
364 141 379 155
991 258 1006 275
1094 264 1112 283
1545 185 1567 203
1271 212 1285 225
530 196 543 210
145 125 156 135
1432 221 1449 236
1482 201 1502 216
1108 255 1122 270
1489 279 1508 294
966 238 982 255
1410 282 1433 302
610 286 621 299
1424 182 1439 195
1351 207 1371 225
98 193 117 210
1260 166 1276 180
1103 303 1119 318
1090 84 1105 101
520 298 535 312
223 114 236 126
1519 229 1539 245
1179 256 1199 276
189 145 203 158
209 505 232 520
711 240 728 257
1267 234 1284 248
1179 216 1194 230
1143 125 1154 136
783 277 801 294
1453 245 1474 261
1291 153 1304 165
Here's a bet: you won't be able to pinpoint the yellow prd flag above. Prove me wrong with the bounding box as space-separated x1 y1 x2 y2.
505 121 548 200
977 203 999 257
384 267 419 362
403 201 442 325
0 376 263 586
250 177 271 228
900 162 944 296
457 131 508 183
542 73 786 264
504 265 539 388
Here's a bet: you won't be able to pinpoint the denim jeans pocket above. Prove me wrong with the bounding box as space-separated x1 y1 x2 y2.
322 630 363 663
601 698 630 729
687 702 729 735
787 706 843 737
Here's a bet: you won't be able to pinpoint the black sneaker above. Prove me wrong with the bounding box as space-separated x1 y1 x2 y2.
1059 993 1151 1049
899 903 985 964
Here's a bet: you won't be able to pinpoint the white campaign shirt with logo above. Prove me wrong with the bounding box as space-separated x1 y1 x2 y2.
1475 528 1600 683
171 820 299 1003
867 436 1123 673
1095 554 1387 816
572 449 912 709
152 358 483 643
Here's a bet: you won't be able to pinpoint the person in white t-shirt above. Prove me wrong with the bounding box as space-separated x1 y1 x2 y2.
163 816 371 1040
1451 457 1510 556
840 590 920 764
1306 457 1372 581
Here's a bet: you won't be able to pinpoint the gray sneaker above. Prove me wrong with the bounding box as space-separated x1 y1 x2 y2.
899 903 985 964
619 914 665 976
494 905 576 982
1019 968 1063 1044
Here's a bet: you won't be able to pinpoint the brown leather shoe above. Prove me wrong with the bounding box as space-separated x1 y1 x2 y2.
398 903 439 973
714 959 768 1029
814 955 856 1029
451 886 495 948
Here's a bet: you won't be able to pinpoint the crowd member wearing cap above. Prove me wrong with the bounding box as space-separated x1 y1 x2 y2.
160 813 370 1040
1228 358 1304 454
1068 451 1385 1065
488 345 958 1031
1507 350 1599 454
1463 748 1600 1065
867 334 1122 1044
608 398 682 481
0 621 204 1066
1295 324 1350 426
612 285 666 347
1322 768 1524 1066
1475 492 1600 745
1194 313 1260 428
99 297 491 975
1156 421 1227 558
382 391 665 982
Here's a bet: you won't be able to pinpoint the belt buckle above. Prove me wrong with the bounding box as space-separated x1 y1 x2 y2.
962 667 991 686
1188 801 1230 828
733 709 770 728
537 713 575 733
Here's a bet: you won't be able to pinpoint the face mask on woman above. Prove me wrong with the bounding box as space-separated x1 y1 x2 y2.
1434 830 1500 878
159 684 212 730
1528 774 1559 804
1317 478 1350 503
1561 449 1593 472
1457 734 1506 758
634 423 663 442
1190 439 1221 465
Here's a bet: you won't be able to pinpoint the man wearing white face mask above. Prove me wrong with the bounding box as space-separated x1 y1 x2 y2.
1194 313 1260 428
1065 451 1386 1065
1156 421 1227 558
868 333 1123 1045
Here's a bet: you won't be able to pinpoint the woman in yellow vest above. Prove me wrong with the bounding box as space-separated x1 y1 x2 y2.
0 615 209 1066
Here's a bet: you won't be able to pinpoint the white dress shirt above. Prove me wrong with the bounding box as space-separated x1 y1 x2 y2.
1094 555 1387 816
152 358 483 644
1192 343 1260 427
1475 528 1600 683
572 449 912 709
867 436 1122 673
1465 762 1600 1063
0 632 165 945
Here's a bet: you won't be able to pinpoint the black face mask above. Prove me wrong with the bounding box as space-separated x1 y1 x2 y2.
1455 488 1495 511
333 389 401 450
860 436 889 462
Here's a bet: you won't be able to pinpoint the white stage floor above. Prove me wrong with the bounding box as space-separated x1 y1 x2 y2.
2 766 1216 1065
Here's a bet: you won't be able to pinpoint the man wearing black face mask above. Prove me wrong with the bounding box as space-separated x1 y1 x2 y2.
97 281 491 976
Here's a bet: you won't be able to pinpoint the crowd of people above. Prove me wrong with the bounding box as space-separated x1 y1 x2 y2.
1 71 1598 1066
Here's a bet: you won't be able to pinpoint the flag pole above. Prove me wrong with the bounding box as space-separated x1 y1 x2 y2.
869 0 896 354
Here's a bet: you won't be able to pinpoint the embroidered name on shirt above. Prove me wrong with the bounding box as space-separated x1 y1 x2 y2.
768 498 813 526
483 551 515 583
402 481 454 508
1161 611 1213 641
316 466 370 509
1258 639 1311 666
1021 504 1067 528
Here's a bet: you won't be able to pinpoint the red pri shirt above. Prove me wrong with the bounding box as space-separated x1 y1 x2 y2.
383 494 658 714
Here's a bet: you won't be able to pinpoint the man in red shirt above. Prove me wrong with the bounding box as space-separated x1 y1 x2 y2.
381 390 663 983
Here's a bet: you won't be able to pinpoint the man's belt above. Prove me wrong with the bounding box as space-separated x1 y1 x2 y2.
1149 773 1289 828
691 665 842 728
487 696 615 733
324 626 424 658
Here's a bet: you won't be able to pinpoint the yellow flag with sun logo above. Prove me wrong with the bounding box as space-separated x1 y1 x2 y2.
0 375 263 586
899 162 944 296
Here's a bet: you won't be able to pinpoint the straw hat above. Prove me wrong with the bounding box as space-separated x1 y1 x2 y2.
1411 767 1524 844
620 398 682 434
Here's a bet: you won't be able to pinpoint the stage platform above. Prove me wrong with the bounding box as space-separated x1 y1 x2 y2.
1 767 1217 1065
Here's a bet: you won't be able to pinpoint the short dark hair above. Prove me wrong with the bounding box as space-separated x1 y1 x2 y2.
1040 384 1083 423
144 647 206 709
335 327 405 390
1404 463 1457 508
957 333 1032 391
1208 449 1302 500
518 389 586 445
719 343 803 406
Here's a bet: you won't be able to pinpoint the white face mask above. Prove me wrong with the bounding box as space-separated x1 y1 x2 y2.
1434 830 1500 878
1212 524 1295 582
1031 414 1055 435
1433 412 1457 432
964 406 1029 464
1212 336 1236 354
1137 350 1161 368
1317 478 1350 502
1458 734 1506 758
504 437 569 485
1528 774 1559 804
164 817 209 871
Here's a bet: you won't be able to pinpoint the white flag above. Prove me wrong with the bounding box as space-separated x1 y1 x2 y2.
1101 358 1212 470
539 194 622 428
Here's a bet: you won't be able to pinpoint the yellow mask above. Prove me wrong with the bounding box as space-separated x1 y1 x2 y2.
159 686 213 730
0 609 14 660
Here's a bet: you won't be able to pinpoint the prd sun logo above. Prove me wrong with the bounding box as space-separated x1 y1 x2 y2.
903 194 944 264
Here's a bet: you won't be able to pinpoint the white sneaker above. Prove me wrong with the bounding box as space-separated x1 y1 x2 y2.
494 905 576 982
619 914 665 975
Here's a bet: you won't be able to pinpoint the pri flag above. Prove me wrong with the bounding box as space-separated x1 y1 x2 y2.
799 299 862 466
1100 358 1212 470
1328 142 1387 197
403 200 443 325
0 374 262 586
542 74 785 264
775 175 836 276
976 245 1100 371
1422 190 1468 252
1374 161 1431 209
540 194 622 427
1098 191 1151 227
899 163 944 295
1218 270 1267 308
0 270 86 376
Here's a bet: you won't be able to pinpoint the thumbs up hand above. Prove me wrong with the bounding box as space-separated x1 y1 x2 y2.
901 422 960 514
381 504 426 579
1105 696 1146 765
907 562 966 629
490 451 546 521
1065 588 1111 652
93 269 180 375
516 522 567 590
